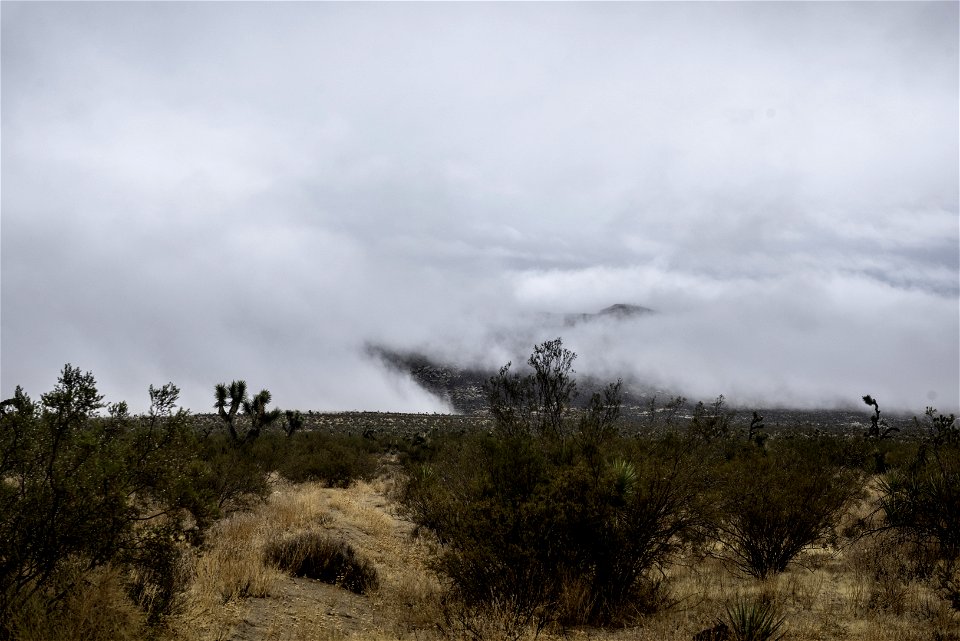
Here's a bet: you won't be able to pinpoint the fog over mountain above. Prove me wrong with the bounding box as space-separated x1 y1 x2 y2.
2 2 957 413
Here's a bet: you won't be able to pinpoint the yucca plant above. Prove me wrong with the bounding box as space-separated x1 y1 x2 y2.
725 598 786 641
610 458 637 498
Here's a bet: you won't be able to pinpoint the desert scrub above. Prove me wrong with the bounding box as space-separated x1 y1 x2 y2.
273 431 379 487
402 339 709 626
712 438 864 578
0 371 212 636
407 437 704 623
878 421 960 609
263 532 379 594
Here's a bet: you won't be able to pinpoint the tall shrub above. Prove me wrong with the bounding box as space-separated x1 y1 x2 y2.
879 408 960 608
0 368 205 634
713 440 863 578
404 340 707 625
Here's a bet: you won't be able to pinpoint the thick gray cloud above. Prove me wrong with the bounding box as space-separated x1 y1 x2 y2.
2 2 957 413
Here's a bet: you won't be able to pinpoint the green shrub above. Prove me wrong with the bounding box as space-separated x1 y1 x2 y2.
0 369 209 635
275 432 379 487
484 338 578 439
878 427 960 609
263 533 379 594
403 340 707 626
712 440 863 578
192 435 272 515
407 433 706 625
413 433 553 622
689 395 735 444
123 525 192 624
916 406 959 446
400 433 490 541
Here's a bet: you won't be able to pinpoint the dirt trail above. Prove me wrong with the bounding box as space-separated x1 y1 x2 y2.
230 578 377 641
222 474 439 641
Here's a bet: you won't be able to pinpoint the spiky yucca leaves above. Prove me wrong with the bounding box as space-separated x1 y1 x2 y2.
214 381 281 444
610 458 637 500
243 389 282 443
214 380 247 442
725 598 786 641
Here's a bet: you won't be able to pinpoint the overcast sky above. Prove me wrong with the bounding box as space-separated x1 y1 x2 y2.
2 2 958 414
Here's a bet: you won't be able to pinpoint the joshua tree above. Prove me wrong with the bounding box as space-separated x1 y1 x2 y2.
862 394 899 473
215 380 247 442
284 410 304 438
215 380 281 444
862 395 899 440
243 389 282 442
748 411 767 448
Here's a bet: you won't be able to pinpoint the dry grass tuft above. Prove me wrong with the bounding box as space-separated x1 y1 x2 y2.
264 532 379 594
12 565 147 641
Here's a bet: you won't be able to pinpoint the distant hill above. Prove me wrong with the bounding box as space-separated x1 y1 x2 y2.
368 304 657 413
538 303 655 327
357 300 914 434
366 345 490 413
581 303 655 321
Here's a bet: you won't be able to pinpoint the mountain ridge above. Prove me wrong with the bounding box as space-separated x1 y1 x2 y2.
368 304 656 413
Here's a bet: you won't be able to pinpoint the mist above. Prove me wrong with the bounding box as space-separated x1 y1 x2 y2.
2 2 957 414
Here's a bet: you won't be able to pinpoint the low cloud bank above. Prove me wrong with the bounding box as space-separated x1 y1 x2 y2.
2 2 956 415
2 246 957 415
393 267 959 414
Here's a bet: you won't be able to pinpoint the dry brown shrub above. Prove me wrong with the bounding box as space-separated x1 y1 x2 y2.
11 565 147 641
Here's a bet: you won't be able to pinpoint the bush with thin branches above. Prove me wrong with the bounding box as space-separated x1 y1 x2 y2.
712 440 863 578
403 339 708 626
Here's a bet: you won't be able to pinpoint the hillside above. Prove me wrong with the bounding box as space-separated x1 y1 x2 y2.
367 303 659 413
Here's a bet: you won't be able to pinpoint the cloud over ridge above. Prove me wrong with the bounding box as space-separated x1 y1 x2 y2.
2 2 957 412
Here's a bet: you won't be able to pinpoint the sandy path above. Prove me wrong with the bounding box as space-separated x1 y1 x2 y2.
218 474 440 641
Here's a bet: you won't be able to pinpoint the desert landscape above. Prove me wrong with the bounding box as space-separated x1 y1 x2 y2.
2 344 958 641
3 3 957 640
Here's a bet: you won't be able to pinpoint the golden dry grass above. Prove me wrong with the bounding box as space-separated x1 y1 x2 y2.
11 565 147 641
